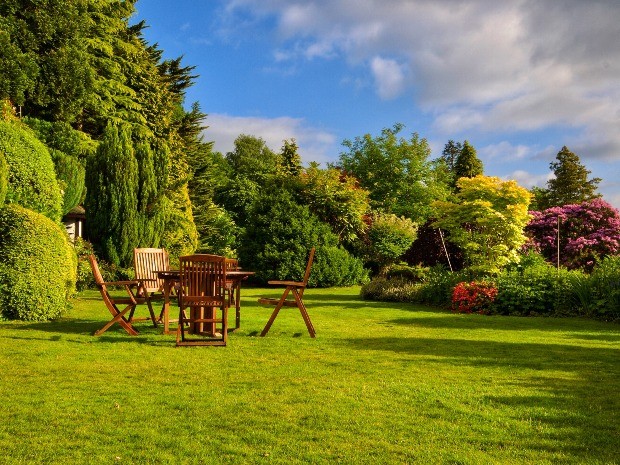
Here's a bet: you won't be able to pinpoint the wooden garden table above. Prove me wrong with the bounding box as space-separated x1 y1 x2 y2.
156 269 254 335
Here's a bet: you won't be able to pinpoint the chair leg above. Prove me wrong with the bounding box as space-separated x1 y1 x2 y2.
145 296 158 328
292 289 316 338
95 305 138 336
260 287 291 337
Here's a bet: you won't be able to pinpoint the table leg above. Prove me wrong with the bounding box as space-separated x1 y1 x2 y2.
235 281 241 330
163 280 171 335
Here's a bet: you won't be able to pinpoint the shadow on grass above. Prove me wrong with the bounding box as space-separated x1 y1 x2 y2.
339 335 620 463
340 336 618 370
388 313 620 333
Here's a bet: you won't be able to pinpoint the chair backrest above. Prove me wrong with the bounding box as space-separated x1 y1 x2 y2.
134 248 170 293
88 254 115 306
179 254 227 309
299 247 315 297
225 258 238 271
89 254 105 287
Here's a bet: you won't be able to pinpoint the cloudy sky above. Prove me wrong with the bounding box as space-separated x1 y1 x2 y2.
134 0 620 207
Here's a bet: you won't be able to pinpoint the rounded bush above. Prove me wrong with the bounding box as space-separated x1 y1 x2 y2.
0 121 62 221
0 204 76 321
0 152 7 204
239 188 366 286
309 245 369 287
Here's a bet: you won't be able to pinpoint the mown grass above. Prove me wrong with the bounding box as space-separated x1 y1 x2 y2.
0 286 618 464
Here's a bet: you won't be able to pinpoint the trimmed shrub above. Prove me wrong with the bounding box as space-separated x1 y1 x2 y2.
491 261 576 316
0 120 62 221
365 212 418 271
385 263 428 282
309 245 369 288
239 188 367 287
585 256 620 321
0 204 76 321
0 152 7 204
360 277 422 302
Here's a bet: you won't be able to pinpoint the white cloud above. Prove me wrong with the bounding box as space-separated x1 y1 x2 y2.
504 169 553 190
203 113 338 165
480 142 532 161
223 0 620 164
370 56 406 100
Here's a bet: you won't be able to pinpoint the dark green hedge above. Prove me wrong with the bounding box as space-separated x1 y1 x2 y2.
0 121 62 222
0 204 76 321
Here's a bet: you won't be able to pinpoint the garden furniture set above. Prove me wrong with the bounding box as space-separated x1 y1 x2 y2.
89 247 317 345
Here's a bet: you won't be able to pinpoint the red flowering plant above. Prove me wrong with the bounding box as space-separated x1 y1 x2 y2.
451 281 498 314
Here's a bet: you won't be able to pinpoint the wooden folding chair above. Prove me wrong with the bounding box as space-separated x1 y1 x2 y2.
258 247 316 338
89 255 157 336
176 254 229 347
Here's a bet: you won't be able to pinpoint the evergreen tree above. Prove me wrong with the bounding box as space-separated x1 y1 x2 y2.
84 123 138 267
542 146 601 208
134 139 166 248
441 139 462 172
279 138 302 177
453 140 483 185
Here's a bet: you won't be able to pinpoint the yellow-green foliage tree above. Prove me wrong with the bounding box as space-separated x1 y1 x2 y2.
300 163 370 244
433 175 532 274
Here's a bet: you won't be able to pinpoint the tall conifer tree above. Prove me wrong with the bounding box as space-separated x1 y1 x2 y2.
453 140 483 185
84 123 139 266
543 146 601 208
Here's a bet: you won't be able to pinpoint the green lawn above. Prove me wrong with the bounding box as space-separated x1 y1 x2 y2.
0 286 618 464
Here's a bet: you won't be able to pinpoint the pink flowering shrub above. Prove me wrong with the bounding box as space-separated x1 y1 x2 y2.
525 198 620 271
452 281 498 314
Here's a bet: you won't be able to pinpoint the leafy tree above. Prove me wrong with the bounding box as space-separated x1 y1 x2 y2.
535 146 601 209
364 212 418 272
339 123 450 224
0 28 37 106
226 134 278 182
193 199 237 256
404 219 464 270
299 163 370 244
453 140 483 184
84 123 139 267
525 198 620 271
0 0 92 121
433 175 532 274
214 176 260 228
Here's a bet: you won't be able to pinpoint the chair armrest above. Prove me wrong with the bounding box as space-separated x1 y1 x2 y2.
103 280 140 287
267 280 306 287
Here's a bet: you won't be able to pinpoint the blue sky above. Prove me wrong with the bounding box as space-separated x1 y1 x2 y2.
133 0 620 208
